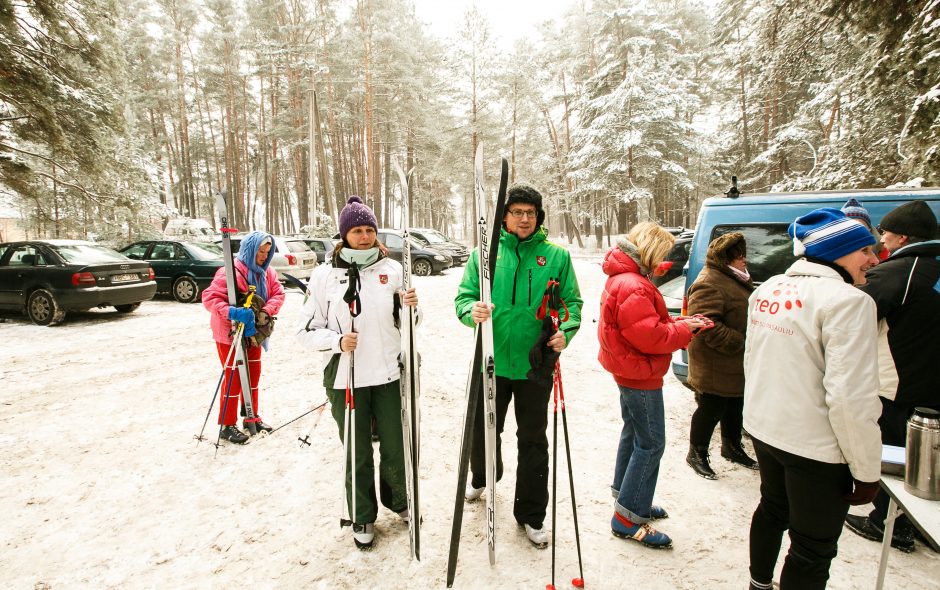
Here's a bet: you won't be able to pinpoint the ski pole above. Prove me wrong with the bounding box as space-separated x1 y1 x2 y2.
263 399 328 438
340 262 362 528
297 400 329 448
213 323 245 457
557 363 584 588
195 335 240 445
549 371 560 590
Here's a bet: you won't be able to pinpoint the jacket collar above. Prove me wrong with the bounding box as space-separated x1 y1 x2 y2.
501 226 547 248
887 239 940 260
602 246 642 277
787 257 853 284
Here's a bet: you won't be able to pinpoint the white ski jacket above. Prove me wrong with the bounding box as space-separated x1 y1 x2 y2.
743 258 882 482
295 256 420 390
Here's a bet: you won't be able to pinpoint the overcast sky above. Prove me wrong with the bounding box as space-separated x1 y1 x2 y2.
412 0 573 49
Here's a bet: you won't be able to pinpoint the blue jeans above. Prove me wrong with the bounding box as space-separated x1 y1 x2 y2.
611 386 666 524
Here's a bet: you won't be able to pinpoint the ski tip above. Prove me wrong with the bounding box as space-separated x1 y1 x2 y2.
572 578 585 588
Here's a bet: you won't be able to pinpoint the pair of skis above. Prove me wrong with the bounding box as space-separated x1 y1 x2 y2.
395 161 421 561
447 144 508 586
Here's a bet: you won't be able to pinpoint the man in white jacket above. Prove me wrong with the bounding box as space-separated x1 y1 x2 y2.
743 208 881 590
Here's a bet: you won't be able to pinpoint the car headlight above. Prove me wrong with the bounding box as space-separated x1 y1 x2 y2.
434 255 445 261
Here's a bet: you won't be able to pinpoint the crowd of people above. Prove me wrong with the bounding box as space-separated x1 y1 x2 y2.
203 188 939 588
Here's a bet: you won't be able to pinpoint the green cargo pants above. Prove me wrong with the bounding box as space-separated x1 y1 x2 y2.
328 380 407 525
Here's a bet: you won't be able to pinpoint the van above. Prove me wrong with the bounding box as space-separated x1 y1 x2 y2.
672 188 940 386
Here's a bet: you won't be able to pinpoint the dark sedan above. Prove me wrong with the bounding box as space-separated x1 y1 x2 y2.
0 240 157 325
120 240 224 303
377 230 452 276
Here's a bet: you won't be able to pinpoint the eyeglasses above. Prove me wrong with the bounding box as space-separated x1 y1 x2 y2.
507 209 537 219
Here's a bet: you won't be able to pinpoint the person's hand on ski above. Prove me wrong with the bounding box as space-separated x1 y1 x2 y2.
470 301 494 324
400 287 418 308
340 332 358 352
547 329 567 352
228 306 257 337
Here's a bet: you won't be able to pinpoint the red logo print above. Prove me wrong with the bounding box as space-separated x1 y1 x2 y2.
379 274 388 284
755 281 802 315
536 256 547 266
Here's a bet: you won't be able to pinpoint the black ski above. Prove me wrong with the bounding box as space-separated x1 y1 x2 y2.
215 191 258 437
446 152 508 587
394 160 421 560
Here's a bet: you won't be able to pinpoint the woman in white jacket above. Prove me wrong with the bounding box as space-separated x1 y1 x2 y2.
743 208 881 590
296 196 418 550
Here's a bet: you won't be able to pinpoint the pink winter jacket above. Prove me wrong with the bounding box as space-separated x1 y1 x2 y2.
202 260 285 345
597 247 693 389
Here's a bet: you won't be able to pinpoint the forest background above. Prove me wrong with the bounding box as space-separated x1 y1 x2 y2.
1 0 938 246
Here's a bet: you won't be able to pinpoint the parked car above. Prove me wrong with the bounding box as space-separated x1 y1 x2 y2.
119 240 224 303
296 237 336 264
0 239 157 325
215 234 318 285
377 229 452 276
670 187 940 386
651 230 694 287
408 228 470 266
657 275 684 316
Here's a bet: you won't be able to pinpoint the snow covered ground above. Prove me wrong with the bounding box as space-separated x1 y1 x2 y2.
1 256 936 589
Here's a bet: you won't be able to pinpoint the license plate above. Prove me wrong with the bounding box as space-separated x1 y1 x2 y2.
111 273 138 283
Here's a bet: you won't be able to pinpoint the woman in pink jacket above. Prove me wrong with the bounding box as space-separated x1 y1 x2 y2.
598 222 707 548
203 231 285 444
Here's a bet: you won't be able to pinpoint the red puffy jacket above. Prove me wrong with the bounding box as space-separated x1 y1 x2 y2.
597 247 693 389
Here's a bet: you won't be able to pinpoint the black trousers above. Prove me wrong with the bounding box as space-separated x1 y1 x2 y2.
749 438 852 590
690 392 744 447
869 398 916 536
470 376 552 528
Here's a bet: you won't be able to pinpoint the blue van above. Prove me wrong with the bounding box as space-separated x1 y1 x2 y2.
672 188 940 386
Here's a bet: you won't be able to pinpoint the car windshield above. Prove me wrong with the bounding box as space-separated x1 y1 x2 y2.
419 231 447 244
186 242 223 260
52 244 129 264
658 276 685 300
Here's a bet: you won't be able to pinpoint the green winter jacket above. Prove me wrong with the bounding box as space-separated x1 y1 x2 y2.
455 227 582 380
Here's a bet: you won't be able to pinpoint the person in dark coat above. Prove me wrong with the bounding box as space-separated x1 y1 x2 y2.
845 199 940 553
685 232 758 479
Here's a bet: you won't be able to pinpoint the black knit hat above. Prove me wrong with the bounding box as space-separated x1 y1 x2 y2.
505 183 545 227
879 200 938 240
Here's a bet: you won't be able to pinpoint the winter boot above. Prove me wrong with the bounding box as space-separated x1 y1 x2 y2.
686 445 718 480
352 522 375 550
611 513 672 549
465 483 484 501
844 514 915 553
721 438 759 470
245 419 273 434
523 524 549 549
220 425 249 445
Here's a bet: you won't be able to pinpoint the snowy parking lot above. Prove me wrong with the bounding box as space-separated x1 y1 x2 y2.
1 258 936 589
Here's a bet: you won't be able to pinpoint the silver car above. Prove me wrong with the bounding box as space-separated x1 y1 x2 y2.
269 236 318 283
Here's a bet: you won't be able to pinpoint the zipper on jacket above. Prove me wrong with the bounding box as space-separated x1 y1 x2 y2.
528 269 532 305
511 243 522 305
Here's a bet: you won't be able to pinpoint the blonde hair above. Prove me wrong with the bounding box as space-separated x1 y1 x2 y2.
627 222 675 271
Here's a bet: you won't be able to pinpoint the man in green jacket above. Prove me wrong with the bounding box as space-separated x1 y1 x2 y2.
454 182 582 548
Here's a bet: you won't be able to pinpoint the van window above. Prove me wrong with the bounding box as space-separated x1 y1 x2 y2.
711 224 794 284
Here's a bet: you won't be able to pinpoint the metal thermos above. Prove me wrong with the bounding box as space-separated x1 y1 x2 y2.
905 407 940 501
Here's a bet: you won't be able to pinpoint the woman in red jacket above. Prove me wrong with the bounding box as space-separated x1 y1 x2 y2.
598 222 707 548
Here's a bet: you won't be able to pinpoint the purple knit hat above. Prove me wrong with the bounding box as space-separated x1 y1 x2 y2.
339 196 378 242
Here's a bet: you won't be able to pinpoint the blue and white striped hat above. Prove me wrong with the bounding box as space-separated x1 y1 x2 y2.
789 208 876 262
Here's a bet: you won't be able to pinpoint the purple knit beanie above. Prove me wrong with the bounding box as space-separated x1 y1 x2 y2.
339 196 378 242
